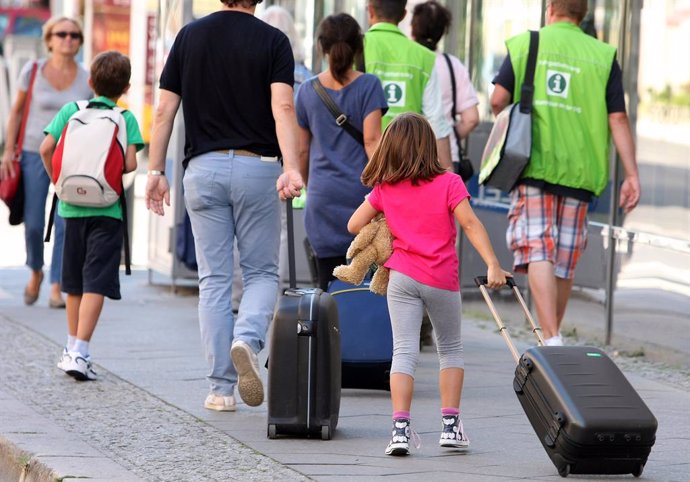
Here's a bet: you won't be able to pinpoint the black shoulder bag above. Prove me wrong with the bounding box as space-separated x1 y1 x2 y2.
311 78 364 146
443 53 474 182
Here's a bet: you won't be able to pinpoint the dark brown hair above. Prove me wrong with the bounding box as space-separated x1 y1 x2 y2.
411 1 452 52
317 14 363 84
369 0 406 23
90 51 131 98
549 0 588 23
361 113 445 186
221 0 263 7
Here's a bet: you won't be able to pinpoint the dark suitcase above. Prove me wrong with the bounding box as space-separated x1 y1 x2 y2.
475 277 657 478
328 279 392 390
267 201 341 440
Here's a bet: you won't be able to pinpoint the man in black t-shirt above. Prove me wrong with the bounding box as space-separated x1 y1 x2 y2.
146 0 303 412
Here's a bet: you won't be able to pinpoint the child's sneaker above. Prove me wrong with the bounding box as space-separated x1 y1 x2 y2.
385 418 412 456
64 351 98 381
56 347 72 372
439 415 470 448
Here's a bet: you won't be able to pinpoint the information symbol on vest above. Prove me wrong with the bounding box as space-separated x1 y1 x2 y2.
546 70 570 98
383 81 406 106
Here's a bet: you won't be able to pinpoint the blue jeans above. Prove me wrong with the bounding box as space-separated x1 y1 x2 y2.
183 151 282 396
21 150 64 284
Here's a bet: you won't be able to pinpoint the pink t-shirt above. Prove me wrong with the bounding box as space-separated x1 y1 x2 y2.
367 172 470 291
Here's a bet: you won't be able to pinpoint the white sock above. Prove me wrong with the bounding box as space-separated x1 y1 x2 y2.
544 335 564 346
67 335 76 351
73 339 90 358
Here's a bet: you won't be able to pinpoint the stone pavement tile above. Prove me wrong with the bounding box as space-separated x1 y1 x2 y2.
0 387 142 481
0 314 309 482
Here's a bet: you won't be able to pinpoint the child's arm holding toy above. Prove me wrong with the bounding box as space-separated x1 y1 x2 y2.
348 199 379 235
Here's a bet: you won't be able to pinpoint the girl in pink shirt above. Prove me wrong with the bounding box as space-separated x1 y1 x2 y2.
348 113 508 456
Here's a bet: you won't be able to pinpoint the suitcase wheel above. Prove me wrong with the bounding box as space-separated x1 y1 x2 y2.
558 463 571 478
321 425 331 441
267 424 277 439
633 463 645 478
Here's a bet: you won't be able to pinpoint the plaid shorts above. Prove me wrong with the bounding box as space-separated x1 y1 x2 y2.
506 185 588 279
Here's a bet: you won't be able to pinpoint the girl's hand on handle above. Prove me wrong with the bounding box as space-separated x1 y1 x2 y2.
486 264 509 289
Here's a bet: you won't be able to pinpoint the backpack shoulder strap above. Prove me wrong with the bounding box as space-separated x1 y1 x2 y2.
74 100 90 111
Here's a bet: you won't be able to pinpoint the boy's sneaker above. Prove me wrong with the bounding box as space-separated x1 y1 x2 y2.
56 347 72 372
64 351 98 381
230 340 264 406
385 418 413 456
439 415 470 448
204 393 236 412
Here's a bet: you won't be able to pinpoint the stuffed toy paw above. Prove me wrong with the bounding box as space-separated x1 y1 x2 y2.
333 214 392 295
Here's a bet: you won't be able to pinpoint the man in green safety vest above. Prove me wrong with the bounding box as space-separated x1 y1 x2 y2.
364 0 451 168
490 0 641 346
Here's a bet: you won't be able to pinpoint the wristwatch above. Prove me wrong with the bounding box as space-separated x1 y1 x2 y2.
148 170 165 176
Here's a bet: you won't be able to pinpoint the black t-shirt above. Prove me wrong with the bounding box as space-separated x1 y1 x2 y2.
160 11 294 162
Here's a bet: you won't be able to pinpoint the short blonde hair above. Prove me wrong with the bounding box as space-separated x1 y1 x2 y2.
42 16 83 52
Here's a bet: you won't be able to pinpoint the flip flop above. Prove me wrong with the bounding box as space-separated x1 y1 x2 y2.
49 298 66 309
23 272 44 306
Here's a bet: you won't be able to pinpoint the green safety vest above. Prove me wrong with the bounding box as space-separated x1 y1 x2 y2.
507 22 617 195
364 23 437 129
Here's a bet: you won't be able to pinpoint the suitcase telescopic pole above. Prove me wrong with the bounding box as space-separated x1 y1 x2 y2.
507 279 545 346
474 276 545 364
286 198 297 290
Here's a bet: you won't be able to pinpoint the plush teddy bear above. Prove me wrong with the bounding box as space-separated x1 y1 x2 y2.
332 214 393 295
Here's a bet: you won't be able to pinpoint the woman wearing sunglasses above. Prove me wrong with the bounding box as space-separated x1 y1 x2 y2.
0 16 92 308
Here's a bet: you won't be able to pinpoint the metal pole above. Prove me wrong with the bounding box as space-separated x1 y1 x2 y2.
604 0 639 345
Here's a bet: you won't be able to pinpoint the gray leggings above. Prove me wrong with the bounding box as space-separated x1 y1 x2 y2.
387 270 464 377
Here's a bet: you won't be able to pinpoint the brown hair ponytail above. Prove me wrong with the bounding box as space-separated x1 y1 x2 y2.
317 13 363 84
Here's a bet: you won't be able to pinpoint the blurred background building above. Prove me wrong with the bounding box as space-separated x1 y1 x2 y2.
0 0 688 360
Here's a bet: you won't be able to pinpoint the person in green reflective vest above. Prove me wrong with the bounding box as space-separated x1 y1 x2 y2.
364 0 452 168
490 0 641 346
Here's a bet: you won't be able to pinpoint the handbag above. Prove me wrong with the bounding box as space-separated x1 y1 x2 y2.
311 78 364 145
479 31 539 192
0 61 38 222
442 53 474 182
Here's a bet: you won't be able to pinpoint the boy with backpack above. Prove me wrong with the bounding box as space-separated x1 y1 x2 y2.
39 50 144 381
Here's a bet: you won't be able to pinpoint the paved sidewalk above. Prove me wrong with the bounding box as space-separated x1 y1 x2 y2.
0 267 689 481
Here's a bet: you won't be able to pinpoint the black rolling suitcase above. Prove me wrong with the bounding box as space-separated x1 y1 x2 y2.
267 201 341 440
475 277 657 478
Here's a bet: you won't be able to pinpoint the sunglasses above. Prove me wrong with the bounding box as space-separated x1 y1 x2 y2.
51 31 82 40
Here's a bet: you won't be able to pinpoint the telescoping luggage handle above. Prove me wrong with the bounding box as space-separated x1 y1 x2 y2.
473 276 545 363
286 198 297 290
